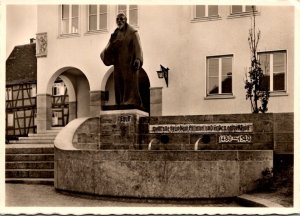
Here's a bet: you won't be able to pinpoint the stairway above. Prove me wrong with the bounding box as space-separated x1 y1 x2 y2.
5 127 62 185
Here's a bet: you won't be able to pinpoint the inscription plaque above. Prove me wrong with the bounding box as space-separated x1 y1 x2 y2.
149 123 253 133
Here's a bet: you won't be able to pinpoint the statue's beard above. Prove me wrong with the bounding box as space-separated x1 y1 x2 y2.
118 23 125 29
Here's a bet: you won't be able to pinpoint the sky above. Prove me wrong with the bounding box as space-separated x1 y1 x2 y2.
6 5 37 58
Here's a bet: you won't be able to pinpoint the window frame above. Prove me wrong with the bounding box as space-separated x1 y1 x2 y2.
228 5 259 19
206 55 234 98
117 5 139 27
59 4 80 37
52 83 65 96
192 5 221 22
6 87 13 101
258 50 287 94
87 4 108 32
30 84 37 98
7 112 14 128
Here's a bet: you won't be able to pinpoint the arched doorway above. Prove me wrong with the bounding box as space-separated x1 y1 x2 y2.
102 68 150 113
46 67 90 127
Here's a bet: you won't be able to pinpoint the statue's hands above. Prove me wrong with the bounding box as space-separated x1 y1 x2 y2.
133 59 141 70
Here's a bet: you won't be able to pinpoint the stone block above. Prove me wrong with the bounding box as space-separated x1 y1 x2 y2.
74 143 98 150
90 91 102 104
221 144 252 150
150 103 162 116
197 144 220 150
238 150 273 161
89 105 100 117
274 133 294 142
252 133 273 144
239 160 272 193
56 158 95 194
150 87 162 104
274 142 294 154
100 135 114 145
252 143 274 150
253 120 273 133
212 114 247 123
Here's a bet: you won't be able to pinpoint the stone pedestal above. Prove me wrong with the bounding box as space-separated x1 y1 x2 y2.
99 109 149 149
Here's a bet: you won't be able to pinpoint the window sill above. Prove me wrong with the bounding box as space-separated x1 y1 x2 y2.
270 91 288 97
58 33 81 39
84 30 109 36
227 11 260 19
36 53 47 58
191 16 222 23
204 94 235 100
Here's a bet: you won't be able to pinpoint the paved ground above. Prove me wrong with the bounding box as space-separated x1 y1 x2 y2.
5 183 241 207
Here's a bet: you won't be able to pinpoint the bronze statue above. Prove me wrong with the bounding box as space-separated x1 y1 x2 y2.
101 13 143 108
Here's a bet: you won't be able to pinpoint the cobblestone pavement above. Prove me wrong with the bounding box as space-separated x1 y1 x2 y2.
6 183 241 207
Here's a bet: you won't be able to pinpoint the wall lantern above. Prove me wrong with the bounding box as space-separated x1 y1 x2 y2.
157 65 169 87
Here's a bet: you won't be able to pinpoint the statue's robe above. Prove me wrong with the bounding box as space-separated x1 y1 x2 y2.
101 23 143 107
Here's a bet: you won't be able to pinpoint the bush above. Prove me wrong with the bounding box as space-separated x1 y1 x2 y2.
256 167 276 192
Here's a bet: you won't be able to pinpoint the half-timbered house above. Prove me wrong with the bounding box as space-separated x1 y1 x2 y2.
6 42 70 142
6 42 37 141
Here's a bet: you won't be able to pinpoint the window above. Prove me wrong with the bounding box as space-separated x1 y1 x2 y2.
231 5 256 14
7 113 14 127
117 5 138 26
52 83 65 96
88 5 108 31
195 5 218 18
52 112 59 126
61 5 79 35
34 112 37 126
259 51 287 92
6 87 12 101
30 84 37 97
207 55 233 95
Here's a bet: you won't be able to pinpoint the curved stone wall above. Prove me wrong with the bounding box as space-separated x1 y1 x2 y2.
54 116 273 198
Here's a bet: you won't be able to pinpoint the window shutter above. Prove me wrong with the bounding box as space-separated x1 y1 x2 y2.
89 5 97 30
71 5 79 33
99 5 108 29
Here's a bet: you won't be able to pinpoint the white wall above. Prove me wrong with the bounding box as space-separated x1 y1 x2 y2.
37 5 294 116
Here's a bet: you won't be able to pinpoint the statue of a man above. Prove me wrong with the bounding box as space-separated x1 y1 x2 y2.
100 13 143 107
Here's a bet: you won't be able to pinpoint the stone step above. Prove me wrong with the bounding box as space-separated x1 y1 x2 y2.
50 127 63 130
6 169 54 178
19 136 56 140
28 132 59 137
9 139 54 144
6 154 54 162
6 161 54 169
5 178 54 185
6 147 54 154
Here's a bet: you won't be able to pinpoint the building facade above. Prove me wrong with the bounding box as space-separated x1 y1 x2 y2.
6 42 71 141
35 5 294 132
6 43 37 140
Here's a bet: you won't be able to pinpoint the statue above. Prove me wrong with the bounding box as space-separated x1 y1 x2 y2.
100 13 143 108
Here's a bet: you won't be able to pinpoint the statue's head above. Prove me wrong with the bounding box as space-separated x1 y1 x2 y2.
116 13 127 29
